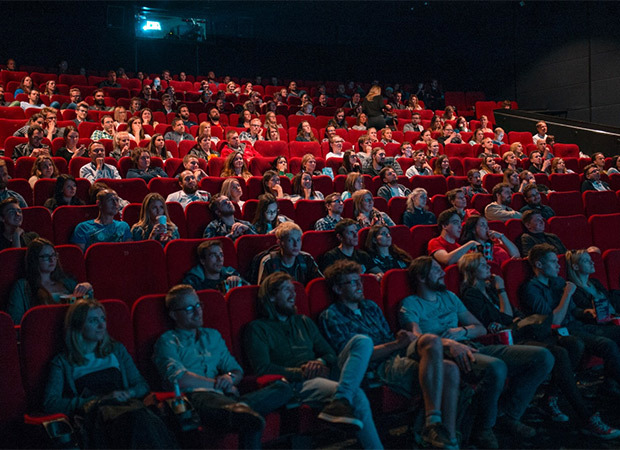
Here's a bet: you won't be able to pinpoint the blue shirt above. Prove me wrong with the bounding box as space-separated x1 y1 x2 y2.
71 219 132 250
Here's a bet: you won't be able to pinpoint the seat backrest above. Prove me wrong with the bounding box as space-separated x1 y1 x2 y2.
589 213 620 252
409 175 447 197
387 197 407 225
22 206 53 241
381 269 412 332
254 140 289 158
301 230 339 260
604 249 620 291
294 200 326 231
547 215 592 250
547 190 584 216
85 241 168 306
0 312 26 432
583 190 619 216
289 141 321 158
148 177 180 198
7 178 32 206
0 248 26 311
52 205 99 244
410 224 438 258
184 201 213 238
99 178 149 204
471 193 493 214
234 234 278 279
503 258 534 310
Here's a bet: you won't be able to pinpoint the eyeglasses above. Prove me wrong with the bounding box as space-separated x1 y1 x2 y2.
39 252 58 262
173 302 203 313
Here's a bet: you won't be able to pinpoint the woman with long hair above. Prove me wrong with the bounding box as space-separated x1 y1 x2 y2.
429 115 443 132
442 106 457 122
479 155 502 178
510 142 527 159
469 129 485 146
352 189 394 228
351 113 368 131
110 131 131 161
261 170 286 199
43 80 59 98
295 121 318 142
455 116 469 132
333 108 348 130
126 116 149 145
44 174 84 212
416 129 433 145
364 224 412 272
14 76 33 95
130 192 179 244
237 109 252 128
7 238 93 324
220 151 252 181
338 150 362 175
264 111 283 129
113 106 127 129
551 157 575 174
28 155 59 188
272 155 293 179
252 193 291 234
503 168 523 193
148 133 171 160
299 153 322 176
460 215 519 266
406 95 423 111
433 155 453 177
362 85 386 130
341 172 364 200
56 126 86 163
140 107 159 128
291 172 324 203
43 299 177 448
126 147 167 182
220 178 245 210
264 125 281 142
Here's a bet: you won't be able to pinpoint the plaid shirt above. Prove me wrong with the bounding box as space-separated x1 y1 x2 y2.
203 218 256 240
90 129 114 141
314 214 340 231
319 300 394 355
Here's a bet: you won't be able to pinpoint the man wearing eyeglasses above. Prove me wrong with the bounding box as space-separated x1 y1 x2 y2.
73 102 91 127
239 118 264 145
314 192 344 231
153 284 293 449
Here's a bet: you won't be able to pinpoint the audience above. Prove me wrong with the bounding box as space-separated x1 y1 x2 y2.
291 172 324 202
126 147 167 181
460 214 520 265
352 189 395 227
0 197 38 250
220 177 245 210
484 183 522 222
364 225 412 272
43 174 84 211
79 141 121 183
252 193 291 234
28 155 59 189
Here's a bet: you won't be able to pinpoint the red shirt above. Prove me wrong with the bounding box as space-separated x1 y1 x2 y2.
427 236 460 256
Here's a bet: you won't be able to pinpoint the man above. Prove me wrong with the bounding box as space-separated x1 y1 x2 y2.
177 104 197 127
403 112 424 133
61 88 82 109
314 192 343 231
160 94 175 115
182 240 247 292
485 183 522 222
0 84 8 106
239 118 264 145
317 94 329 108
89 89 111 111
220 130 259 162
446 188 478 221
591 152 607 174
244 272 383 449
581 163 611 192
0 160 27 207
79 141 121 183
128 97 142 115
400 257 554 448
343 92 361 110
164 118 194 145
320 261 460 448
161 69 172 82
5 58 16 71
428 208 480 266
363 147 403 177
12 125 49 161
13 113 44 138
405 150 433 177
90 115 115 141
215 98 226 113
99 70 121 88
396 141 413 159
534 138 554 161
203 194 256 241
518 210 568 256
461 169 488 199
437 124 462 146
71 189 131 251
527 150 550 174
532 120 548 145
287 81 300 98
41 107 62 141
477 137 499 158
492 127 506 146
520 184 555 219
73 102 91 126
257 222 322 285
153 285 293 449
377 167 411 201
139 84 153 101
19 88 45 110
319 219 381 274
165 170 211 210
208 107 225 134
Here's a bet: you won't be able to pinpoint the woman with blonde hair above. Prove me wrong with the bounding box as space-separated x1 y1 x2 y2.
130 192 179 244
362 85 386 130
110 131 131 160
403 188 436 227
265 125 281 142
352 189 394 227
220 178 245 210
113 106 127 129
221 151 252 181
264 111 283 129
509 142 527 159
551 157 574 174
28 155 59 188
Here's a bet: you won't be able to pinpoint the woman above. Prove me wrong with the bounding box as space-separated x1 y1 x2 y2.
502 151 521 174
460 215 519 266
455 116 469 133
510 142 528 159
44 174 84 212
272 156 293 179
342 172 364 201
403 188 436 227
433 154 453 177
479 115 493 133
364 225 412 272
0 198 38 250
7 238 93 324
295 121 318 142
416 129 433 146
459 253 619 436
325 136 345 160
43 299 177 448
469 129 485 146
442 106 457 122
262 170 286 199
14 76 33 95
299 153 322 176
57 126 87 163
479 155 502 178
351 113 368 131
426 139 440 159
221 151 252 181
148 133 171 160
406 96 423 111
380 128 399 144
43 80 58 97
296 101 315 117
126 147 167 182
338 150 362 175
140 108 159 128
126 116 149 145
264 111 283 129
291 172 324 203
504 168 524 193
220 178 245 210
362 85 385 130
352 189 395 228
429 115 443 132
264 125 281 141
28 155 59 188
130 193 179 244
237 109 252 128
113 106 127 129
189 133 218 161
252 193 291 234
332 108 348 130
110 131 131 161
551 157 575 174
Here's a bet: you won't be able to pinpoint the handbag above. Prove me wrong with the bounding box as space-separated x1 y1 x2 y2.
511 314 552 342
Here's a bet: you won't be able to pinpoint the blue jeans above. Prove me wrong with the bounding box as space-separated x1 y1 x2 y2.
465 344 554 429
294 334 383 450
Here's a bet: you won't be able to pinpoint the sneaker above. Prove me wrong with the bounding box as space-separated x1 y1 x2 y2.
470 428 498 449
581 412 620 440
541 396 569 422
317 398 363 431
496 417 536 438
421 423 459 449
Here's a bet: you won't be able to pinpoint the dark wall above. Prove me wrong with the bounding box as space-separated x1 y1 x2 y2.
2 1 620 126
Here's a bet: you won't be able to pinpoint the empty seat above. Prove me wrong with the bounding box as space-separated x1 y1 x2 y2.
294 200 326 231
471 193 493 214
503 258 534 310
546 191 584 216
184 201 213 238
234 234 277 279
254 140 289 158
589 213 620 252
603 249 620 291
583 190 619 216
547 215 592 250
0 312 26 446
301 230 339 260
381 269 411 332
289 141 321 158
409 175 447 197
410 224 438 258
22 206 53 241
97 178 149 204
387 197 407 225
548 174 581 193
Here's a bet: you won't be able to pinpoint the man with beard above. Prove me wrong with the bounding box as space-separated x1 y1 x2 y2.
12 125 49 160
182 240 247 292
79 141 121 183
203 194 256 241
164 118 194 145
89 89 112 111
0 160 27 207
165 170 210 210
484 183 522 222
220 130 259 162
98 70 121 88
177 104 197 127
208 107 225 135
